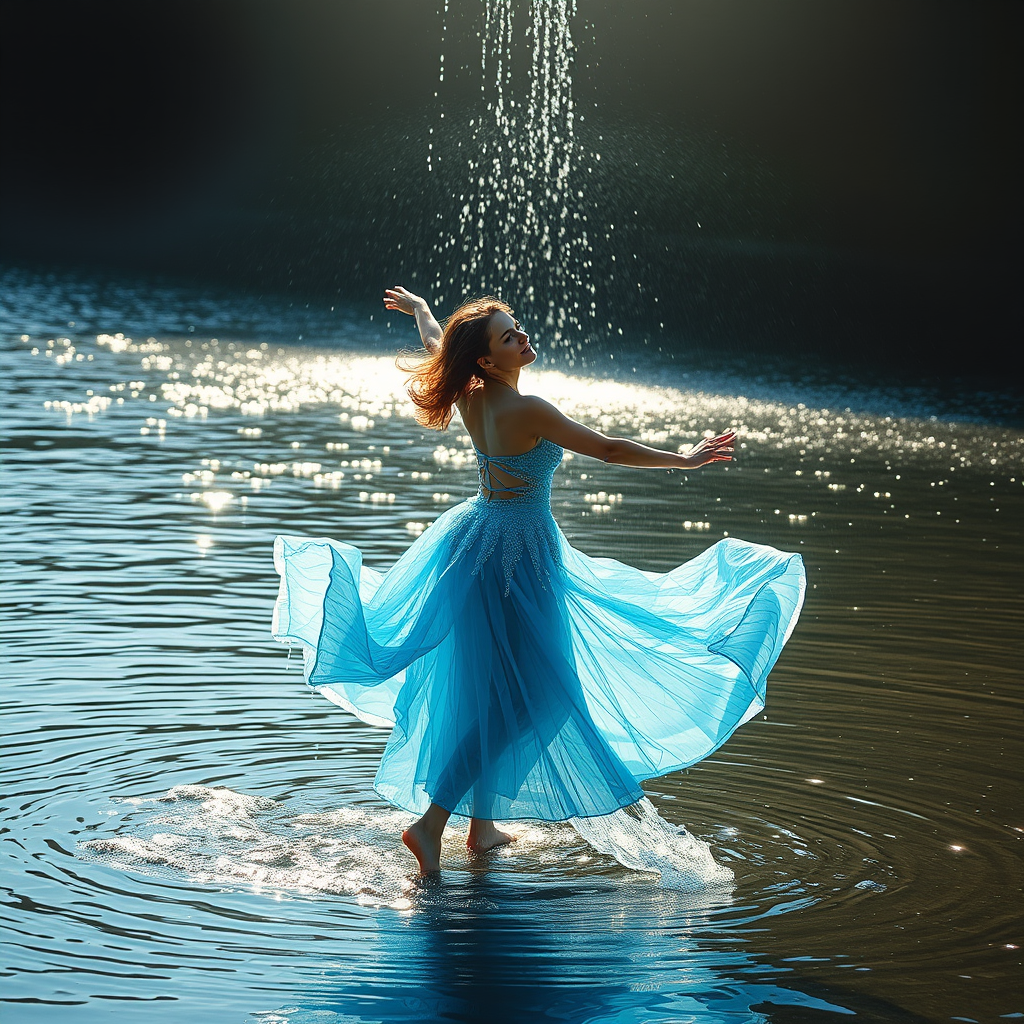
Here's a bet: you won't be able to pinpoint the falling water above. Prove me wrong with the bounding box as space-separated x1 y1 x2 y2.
431 0 596 362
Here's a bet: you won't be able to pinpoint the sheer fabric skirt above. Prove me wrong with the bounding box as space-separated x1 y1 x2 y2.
273 497 805 821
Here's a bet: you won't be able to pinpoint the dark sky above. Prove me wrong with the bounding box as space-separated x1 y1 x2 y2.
1 0 1021 365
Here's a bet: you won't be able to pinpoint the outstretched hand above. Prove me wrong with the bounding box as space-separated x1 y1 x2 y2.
383 286 427 317
682 431 735 468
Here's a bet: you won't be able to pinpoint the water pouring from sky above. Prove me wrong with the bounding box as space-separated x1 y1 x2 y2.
430 1 596 364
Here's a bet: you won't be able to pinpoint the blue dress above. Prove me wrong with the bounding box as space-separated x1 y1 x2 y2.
273 438 805 821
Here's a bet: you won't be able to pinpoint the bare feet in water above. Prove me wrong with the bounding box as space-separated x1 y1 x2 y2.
402 821 442 874
467 820 516 855
402 808 513 873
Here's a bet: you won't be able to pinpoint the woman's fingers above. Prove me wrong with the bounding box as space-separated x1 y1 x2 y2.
383 289 415 315
689 430 735 466
383 285 422 316
704 432 735 452
694 435 733 452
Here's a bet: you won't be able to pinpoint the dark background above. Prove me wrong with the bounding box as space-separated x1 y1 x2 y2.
1 0 1021 381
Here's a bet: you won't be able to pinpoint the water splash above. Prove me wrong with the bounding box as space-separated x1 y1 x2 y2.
432 1 594 362
82 785 418 907
571 798 734 891
81 786 732 899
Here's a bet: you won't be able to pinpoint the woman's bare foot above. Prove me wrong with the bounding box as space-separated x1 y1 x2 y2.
402 821 442 874
467 819 516 854
402 803 450 874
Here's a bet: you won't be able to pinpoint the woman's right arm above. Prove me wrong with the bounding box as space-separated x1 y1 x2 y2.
523 396 734 469
383 286 442 354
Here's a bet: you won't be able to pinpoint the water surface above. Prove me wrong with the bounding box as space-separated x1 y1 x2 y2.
2 271 1021 1023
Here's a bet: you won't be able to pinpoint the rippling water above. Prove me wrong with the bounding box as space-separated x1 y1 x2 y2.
2 269 1022 1023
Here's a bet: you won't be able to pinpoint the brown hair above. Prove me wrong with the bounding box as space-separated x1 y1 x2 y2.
400 296 513 431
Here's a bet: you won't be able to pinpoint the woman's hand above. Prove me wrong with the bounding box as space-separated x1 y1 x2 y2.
680 431 735 469
383 286 427 317
384 286 442 353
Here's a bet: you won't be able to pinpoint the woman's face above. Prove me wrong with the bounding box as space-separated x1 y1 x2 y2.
481 311 536 372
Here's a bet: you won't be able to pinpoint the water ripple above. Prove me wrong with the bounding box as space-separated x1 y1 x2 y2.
2 276 1021 1022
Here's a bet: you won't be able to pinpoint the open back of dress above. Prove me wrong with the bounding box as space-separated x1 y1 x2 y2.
475 446 533 502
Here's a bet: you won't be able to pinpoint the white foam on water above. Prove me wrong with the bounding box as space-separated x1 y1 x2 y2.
82 787 732 901
82 785 419 907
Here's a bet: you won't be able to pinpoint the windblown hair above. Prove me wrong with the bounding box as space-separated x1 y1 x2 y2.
400 296 513 431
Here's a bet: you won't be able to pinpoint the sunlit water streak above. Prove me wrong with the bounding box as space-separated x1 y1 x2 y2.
1 275 1022 1022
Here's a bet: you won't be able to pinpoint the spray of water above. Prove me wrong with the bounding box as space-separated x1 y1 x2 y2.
431 1 596 363
571 798 734 892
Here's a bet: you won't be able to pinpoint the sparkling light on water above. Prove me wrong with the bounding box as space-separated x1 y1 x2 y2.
5 275 1023 1019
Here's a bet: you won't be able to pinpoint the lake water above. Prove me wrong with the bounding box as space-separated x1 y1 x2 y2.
2 267 1021 1023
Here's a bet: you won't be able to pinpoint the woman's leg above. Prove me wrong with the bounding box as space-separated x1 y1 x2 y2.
402 802 451 874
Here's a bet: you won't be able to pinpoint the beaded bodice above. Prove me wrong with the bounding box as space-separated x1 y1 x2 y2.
449 437 565 593
473 437 563 506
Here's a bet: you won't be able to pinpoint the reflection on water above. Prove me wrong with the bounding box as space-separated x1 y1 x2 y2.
1 269 1021 1022
240 883 856 1024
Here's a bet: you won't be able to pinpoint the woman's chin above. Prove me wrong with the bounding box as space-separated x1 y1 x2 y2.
521 348 538 366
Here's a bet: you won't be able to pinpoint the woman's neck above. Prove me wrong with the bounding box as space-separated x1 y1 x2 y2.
486 369 520 392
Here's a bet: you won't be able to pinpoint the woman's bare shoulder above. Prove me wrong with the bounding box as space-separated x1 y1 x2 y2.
517 394 613 459
517 393 559 422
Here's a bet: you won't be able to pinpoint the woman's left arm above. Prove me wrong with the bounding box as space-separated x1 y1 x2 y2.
383 286 443 354
522 396 733 469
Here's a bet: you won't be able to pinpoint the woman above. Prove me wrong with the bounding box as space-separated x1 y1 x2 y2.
273 286 805 875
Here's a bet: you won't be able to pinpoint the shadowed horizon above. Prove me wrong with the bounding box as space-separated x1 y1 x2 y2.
1 0 1021 380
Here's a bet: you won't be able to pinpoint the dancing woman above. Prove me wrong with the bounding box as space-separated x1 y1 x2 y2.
273 286 805 874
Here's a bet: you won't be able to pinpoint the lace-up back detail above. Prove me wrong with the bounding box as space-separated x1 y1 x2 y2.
457 437 565 592
473 438 562 505
475 449 530 500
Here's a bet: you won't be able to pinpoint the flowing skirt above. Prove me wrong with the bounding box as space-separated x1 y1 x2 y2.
273 496 805 821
